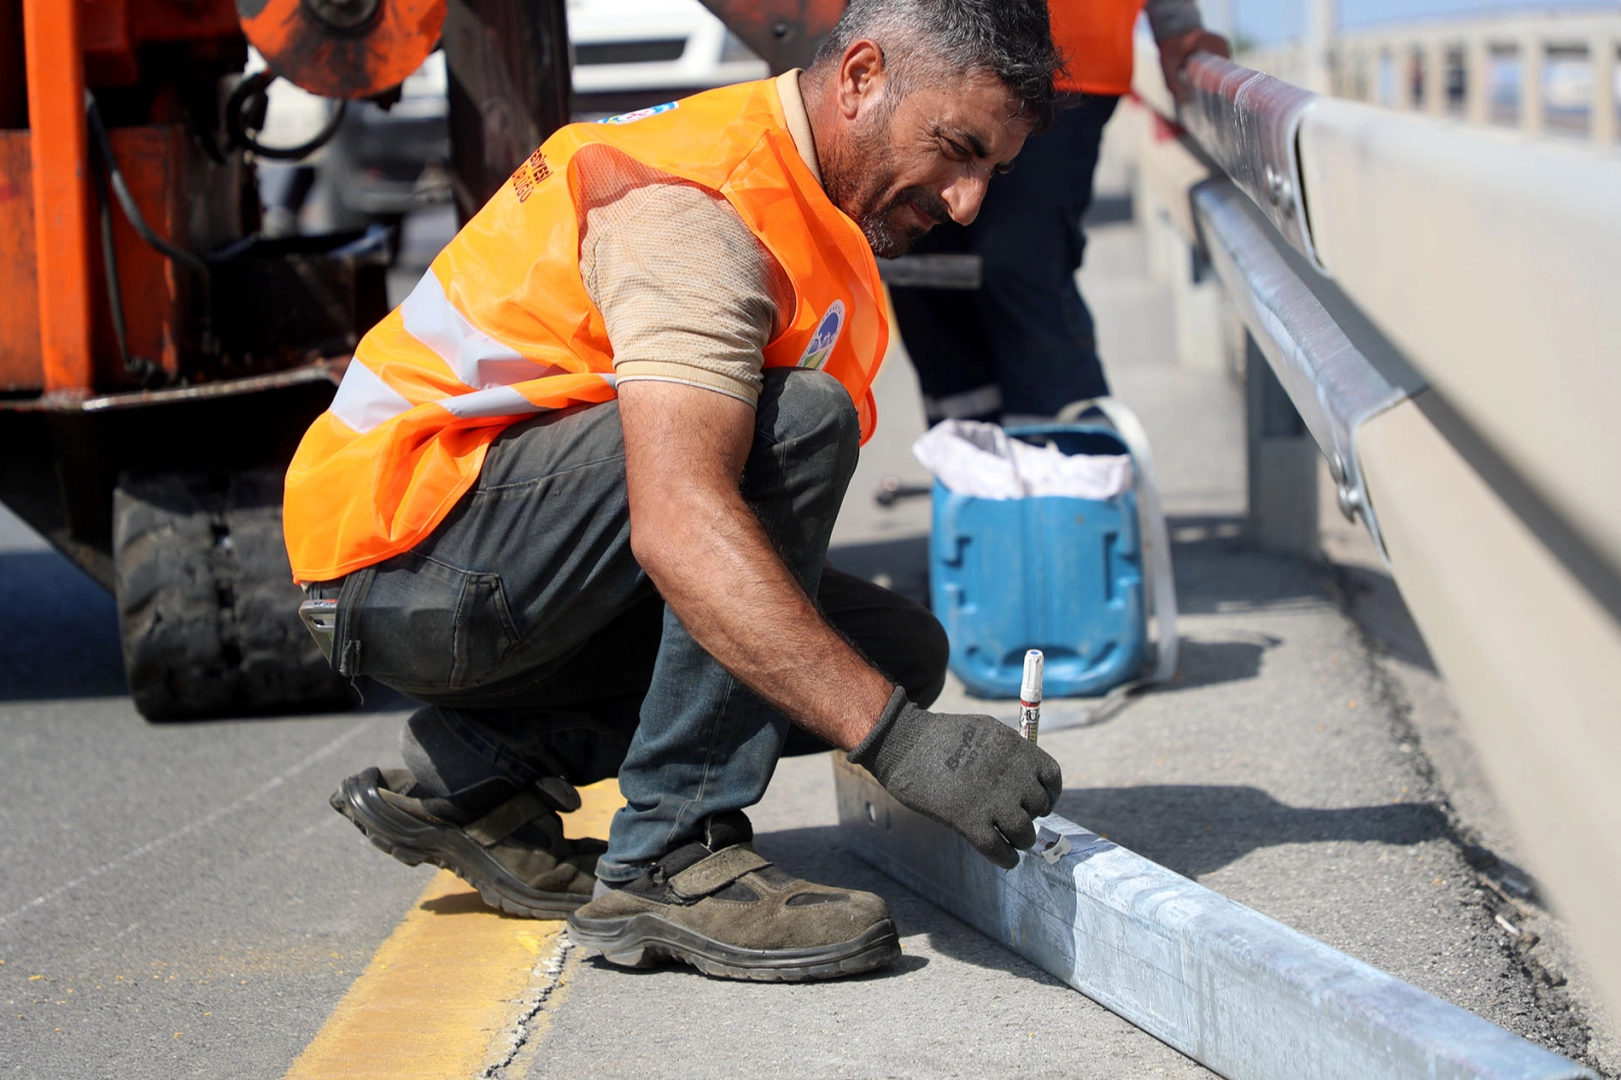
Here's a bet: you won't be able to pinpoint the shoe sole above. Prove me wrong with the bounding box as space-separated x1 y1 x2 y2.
566 911 902 982
330 770 588 919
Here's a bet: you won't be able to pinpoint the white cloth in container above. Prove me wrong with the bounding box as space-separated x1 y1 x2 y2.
912 419 1133 501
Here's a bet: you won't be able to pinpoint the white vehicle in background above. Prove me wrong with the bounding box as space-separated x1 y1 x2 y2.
566 0 769 116
259 0 767 241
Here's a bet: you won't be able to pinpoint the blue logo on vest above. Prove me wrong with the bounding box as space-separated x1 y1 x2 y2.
798 300 845 370
597 102 678 125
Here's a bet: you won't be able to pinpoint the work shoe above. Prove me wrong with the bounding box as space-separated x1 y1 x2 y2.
330 766 600 918
567 811 900 981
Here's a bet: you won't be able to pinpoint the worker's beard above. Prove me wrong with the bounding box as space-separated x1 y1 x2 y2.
824 122 951 259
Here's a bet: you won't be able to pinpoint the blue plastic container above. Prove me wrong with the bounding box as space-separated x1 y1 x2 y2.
929 425 1145 698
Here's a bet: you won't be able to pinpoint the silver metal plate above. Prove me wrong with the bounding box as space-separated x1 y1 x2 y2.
1179 55 1324 270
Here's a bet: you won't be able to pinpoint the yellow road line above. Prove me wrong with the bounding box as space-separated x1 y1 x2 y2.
285 779 625 1080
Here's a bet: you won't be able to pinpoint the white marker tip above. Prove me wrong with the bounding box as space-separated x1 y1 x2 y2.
1021 649 1044 704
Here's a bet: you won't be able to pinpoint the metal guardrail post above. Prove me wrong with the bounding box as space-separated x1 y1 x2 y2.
1466 35 1492 125
1593 33 1618 145
1425 39 1449 116
1520 33 1545 135
1244 334 1319 557
1306 0 1337 95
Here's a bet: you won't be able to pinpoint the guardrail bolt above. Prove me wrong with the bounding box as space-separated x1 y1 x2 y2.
1263 165 1296 214
1337 483 1362 522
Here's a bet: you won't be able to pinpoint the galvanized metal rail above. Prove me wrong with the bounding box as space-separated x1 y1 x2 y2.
835 759 1593 1080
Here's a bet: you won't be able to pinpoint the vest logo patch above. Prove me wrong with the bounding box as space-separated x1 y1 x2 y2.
798 300 845 370
597 101 678 125
512 148 552 203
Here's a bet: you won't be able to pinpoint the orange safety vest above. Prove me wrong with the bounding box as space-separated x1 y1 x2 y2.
1050 0 1147 96
283 78 889 584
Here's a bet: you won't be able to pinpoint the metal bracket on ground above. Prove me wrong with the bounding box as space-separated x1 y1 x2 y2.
833 757 1593 1080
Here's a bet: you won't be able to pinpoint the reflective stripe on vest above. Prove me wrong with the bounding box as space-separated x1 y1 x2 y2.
1051 0 1146 96
328 272 583 434
284 77 888 583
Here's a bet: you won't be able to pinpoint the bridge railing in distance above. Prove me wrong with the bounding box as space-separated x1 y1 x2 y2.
1124 39 1621 1023
1241 9 1621 144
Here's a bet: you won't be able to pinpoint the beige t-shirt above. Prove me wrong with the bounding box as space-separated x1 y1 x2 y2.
576 71 820 407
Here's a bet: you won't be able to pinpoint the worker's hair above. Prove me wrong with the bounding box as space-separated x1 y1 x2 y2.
810 0 1064 130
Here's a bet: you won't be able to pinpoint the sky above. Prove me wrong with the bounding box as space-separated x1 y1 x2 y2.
1228 0 1619 45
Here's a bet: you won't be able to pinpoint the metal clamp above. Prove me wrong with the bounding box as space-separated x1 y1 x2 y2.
298 597 339 664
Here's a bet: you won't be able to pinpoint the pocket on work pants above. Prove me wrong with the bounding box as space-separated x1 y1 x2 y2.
348 552 522 692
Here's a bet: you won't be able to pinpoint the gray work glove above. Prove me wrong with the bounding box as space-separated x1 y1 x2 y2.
849 686 1063 869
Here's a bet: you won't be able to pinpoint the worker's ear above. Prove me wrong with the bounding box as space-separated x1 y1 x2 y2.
835 39 889 121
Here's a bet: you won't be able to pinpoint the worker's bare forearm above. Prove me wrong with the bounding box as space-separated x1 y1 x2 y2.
619 381 892 750
635 488 891 748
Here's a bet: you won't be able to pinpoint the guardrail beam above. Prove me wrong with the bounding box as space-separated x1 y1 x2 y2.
1593 34 1617 145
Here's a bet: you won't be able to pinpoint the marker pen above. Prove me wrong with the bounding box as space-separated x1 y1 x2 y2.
1020 649 1043 744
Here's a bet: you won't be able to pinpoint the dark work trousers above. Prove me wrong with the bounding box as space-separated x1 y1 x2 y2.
890 94 1119 424
318 368 949 884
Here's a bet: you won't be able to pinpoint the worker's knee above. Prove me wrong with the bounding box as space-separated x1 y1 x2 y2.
830 585 951 708
758 368 861 477
892 607 950 709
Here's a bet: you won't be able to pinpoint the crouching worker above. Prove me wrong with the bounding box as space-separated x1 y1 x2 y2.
283 0 1065 982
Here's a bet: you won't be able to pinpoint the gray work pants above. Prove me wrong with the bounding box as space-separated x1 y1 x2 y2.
322 368 948 883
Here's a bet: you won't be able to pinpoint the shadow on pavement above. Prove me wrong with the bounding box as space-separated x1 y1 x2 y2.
1053 784 1450 880
1168 516 1329 616
1164 635 1277 691
1335 562 1437 672
421 888 534 920
578 949 930 981
754 824 1062 985
0 550 126 700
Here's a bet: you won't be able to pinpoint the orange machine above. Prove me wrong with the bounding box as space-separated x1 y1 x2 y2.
0 0 827 720
0 0 570 718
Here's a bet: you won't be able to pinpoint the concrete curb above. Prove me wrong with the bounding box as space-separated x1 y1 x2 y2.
833 758 1593 1080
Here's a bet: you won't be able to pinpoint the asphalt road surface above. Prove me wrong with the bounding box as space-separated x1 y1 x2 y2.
2 136 1615 1078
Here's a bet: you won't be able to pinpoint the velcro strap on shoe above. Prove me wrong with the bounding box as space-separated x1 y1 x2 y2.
465 789 553 848
667 844 772 900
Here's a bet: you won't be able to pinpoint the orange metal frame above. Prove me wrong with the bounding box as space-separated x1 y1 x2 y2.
21 0 94 397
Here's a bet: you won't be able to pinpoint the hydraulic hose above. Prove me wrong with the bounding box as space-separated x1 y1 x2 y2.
83 91 215 354
86 126 158 383
225 71 348 162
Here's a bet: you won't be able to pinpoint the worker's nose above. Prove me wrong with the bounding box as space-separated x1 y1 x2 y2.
943 174 991 227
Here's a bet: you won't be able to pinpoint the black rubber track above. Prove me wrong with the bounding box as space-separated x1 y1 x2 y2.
113 467 351 720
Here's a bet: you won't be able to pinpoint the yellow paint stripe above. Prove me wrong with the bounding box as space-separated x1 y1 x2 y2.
285 779 625 1080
